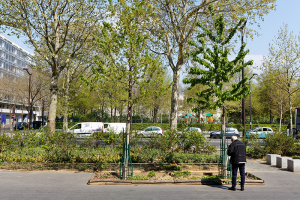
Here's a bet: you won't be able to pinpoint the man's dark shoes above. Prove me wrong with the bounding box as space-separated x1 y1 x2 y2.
228 187 236 191
241 188 244 191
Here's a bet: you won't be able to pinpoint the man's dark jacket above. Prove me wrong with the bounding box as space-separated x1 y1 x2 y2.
227 140 246 164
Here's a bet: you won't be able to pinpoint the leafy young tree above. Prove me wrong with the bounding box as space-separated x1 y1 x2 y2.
95 0 160 133
183 5 252 176
261 24 300 135
148 0 276 130
0 0 103 132
95 0 161 179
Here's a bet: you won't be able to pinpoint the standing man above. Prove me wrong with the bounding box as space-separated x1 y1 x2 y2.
227 136 246 191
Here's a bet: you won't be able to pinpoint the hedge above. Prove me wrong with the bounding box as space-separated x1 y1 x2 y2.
55 122 288 132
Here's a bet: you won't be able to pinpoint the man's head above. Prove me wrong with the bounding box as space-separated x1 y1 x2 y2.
231 136 237 142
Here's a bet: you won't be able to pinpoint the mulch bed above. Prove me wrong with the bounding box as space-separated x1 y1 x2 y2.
88 171 264 185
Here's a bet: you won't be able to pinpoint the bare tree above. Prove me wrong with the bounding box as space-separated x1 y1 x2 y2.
262 24 300 135
0 0 104 132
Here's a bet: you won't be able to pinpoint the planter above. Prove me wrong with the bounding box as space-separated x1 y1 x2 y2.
287 159 300 172
88 172 264 185
276 156 289 168
266 154 281 165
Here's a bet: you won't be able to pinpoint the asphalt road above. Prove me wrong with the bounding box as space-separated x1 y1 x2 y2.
0 170 300 200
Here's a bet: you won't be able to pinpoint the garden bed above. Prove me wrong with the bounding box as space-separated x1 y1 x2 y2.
88 171 264 185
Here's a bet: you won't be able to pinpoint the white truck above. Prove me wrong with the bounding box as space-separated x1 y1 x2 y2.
103 123 126 134
68 122 104 136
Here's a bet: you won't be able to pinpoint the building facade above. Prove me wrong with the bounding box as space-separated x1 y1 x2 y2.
0 34 46 126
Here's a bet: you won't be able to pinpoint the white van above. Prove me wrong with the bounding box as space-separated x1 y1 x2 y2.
103 123 126 134
68 122 104 136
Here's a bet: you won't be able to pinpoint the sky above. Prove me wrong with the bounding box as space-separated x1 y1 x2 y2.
2 0 300 76
244 0 300 73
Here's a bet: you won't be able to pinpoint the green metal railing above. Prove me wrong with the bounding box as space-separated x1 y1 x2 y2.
218 127 232 179
119 129 133 179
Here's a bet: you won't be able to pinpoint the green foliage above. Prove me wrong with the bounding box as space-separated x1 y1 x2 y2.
201 175 220 180
0 133 14 152
129 174 149 180
164 153 219 164
148 170 156 177
183 4 253 112
131 148 163 163
162 164 182 171
181 130 216 153
245 132 299 158
173 171 191 178
159 130 181 152
56 122 78 129
265 132 296 156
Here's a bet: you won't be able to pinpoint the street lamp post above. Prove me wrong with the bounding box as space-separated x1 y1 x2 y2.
249 73 258 130
23 68 32 129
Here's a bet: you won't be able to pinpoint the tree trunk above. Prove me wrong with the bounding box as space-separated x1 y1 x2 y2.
279 101 283 132
63 68 70 131
221 103 227 177
170 69 181 130
289 92 293 136
114 107 116 122
123 61 133 179
101 104 104 119
119 104 123 122
270 109 272 124
110 105 113 123
153 106 158 123
48 75 59 133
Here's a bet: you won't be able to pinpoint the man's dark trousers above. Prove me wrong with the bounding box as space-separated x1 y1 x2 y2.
231 163 245 189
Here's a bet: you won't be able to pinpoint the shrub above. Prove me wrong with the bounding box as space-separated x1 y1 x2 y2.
181 130 216 154
265 132 296 156
164 153 219 163
148 170 156 177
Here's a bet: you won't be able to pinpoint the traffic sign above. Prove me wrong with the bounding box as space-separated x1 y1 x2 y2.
11 114 15 119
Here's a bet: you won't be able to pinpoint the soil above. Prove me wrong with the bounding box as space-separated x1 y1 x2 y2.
93 171 259 181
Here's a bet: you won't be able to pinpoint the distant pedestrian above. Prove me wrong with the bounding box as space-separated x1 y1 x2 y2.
227 136 246 191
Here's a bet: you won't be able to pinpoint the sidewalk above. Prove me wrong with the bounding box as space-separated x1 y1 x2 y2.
246 158 284 172
0 159 300 200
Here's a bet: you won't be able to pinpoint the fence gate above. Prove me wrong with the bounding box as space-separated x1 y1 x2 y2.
218 127 232 179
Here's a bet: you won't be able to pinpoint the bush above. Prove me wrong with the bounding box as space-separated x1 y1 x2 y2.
265 132 296 156
56 122 78 129
181 130 216 154
164 153 219 163
245 132 297 158
131 148 164 163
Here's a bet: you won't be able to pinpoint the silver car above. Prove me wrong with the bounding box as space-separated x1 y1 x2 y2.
177 127 202 135
137 126 163 137
210 128 240 139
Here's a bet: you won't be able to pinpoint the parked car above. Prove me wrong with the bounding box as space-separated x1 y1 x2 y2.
137 126 163 137
210 128 240 139
14 122 28 130
177 127 202 135
246 127 273 139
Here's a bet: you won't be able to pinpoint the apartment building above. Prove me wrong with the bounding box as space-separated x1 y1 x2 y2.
0 34 46 126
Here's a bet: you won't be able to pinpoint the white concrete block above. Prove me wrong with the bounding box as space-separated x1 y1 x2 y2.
287 159 300 172
276 156 289 168
266 154 281 165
